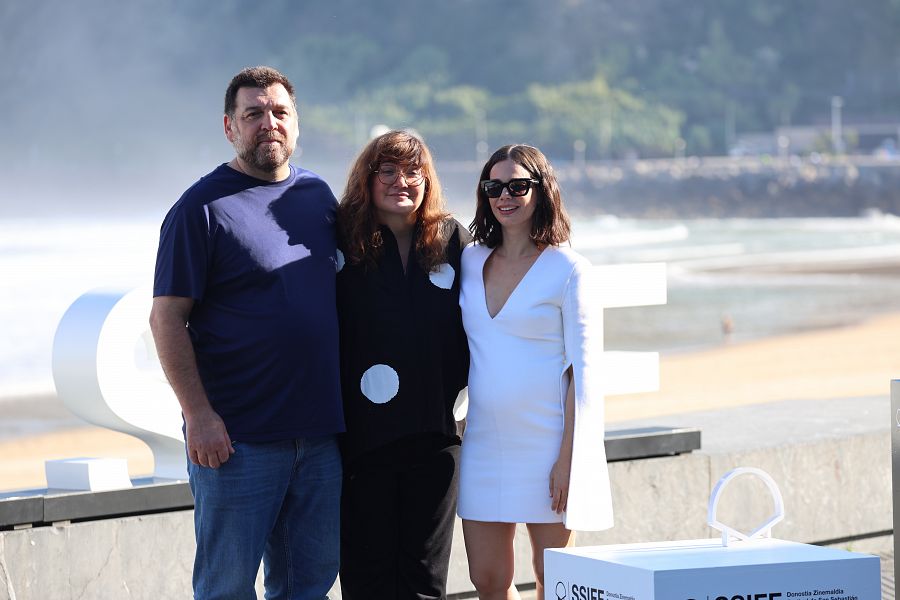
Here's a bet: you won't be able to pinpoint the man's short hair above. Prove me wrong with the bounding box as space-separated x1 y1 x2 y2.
224 66 296 117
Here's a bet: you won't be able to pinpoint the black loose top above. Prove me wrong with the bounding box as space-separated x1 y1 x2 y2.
336 219 471 465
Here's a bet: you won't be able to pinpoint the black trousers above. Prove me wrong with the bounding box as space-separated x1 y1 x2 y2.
340 434 460 600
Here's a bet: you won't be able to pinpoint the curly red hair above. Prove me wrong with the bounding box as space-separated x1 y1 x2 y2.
339 130 450 270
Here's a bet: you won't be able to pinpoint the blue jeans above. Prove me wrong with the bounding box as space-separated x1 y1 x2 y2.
188 435 342 600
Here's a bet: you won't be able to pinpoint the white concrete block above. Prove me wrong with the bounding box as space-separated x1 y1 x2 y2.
45 457 133 492
603 351 660 395
591 263 667 308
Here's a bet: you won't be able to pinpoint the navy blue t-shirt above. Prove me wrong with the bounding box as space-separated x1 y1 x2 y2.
153 163 345 442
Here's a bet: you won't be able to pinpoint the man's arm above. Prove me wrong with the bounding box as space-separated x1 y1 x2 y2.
149 296 234 468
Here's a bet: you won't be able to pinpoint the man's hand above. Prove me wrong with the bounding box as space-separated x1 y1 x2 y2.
150 295 235 469
185 407 235 468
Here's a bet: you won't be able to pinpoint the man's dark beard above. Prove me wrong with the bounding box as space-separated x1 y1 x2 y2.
238 139 292 173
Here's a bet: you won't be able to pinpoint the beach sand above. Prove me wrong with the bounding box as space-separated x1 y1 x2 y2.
2 311 900 491
606 310 900 422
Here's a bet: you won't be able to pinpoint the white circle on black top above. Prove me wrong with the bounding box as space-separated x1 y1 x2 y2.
429 263 455 289
360 364 399 404
453 387 469 421
335 249 345 272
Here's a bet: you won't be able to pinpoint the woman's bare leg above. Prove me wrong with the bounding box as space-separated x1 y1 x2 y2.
462 519 521 600
525 522 575 599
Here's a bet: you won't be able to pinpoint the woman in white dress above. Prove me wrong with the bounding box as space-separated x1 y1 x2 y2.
458 144 613 600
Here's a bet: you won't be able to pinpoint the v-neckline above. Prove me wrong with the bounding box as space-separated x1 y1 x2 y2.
381 224 414 278
481 246 547 320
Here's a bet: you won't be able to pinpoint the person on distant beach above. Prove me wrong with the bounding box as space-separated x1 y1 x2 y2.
336 129 470 599
150 66 344 599
458 144 613 600
721 313 735 342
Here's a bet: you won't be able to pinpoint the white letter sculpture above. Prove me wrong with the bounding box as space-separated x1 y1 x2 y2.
49 263 666 483
52 287 186 480
592 263 667 395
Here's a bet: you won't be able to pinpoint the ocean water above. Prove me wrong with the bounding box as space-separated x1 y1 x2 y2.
572 214 900 352
1 217 161 398
2 213 900 399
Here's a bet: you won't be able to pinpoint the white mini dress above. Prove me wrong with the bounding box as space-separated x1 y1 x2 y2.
457 244 613 531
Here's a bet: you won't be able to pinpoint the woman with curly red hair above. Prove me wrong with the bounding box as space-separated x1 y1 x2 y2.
336 130 470 600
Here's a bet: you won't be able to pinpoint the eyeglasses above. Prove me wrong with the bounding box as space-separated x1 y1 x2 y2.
480 178 541 198
374 165 425 186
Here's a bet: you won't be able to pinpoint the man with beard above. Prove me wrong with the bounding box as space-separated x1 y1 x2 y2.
150 66 344 599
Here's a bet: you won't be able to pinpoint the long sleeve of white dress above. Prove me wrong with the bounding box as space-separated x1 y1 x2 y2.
561 254 614 531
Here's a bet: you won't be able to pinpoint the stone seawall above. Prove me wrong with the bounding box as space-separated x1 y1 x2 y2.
0 396 890 599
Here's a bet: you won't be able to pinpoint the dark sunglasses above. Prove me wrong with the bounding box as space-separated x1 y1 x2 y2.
480 178 540 198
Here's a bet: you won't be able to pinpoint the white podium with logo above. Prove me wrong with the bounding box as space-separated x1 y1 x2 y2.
546 468 880 600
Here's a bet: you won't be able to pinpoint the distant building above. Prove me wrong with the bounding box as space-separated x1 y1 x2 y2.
729 133 777 156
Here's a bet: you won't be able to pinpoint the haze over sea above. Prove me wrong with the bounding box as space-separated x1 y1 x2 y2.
3 205 900 401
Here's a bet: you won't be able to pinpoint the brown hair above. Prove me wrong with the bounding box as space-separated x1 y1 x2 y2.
338 130 450 271
224 66 296 118
470 144 571 248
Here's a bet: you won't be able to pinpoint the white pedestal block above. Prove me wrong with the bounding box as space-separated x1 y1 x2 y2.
45 457 134 492
547 467 881 600
546 538 879 600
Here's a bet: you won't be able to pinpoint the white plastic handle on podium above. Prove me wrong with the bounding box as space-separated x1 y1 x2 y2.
707 467 785 547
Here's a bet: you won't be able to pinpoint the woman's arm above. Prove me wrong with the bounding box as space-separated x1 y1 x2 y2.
550 365 575 513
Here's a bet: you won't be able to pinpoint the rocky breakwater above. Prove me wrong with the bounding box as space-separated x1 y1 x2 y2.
558 155 900 218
